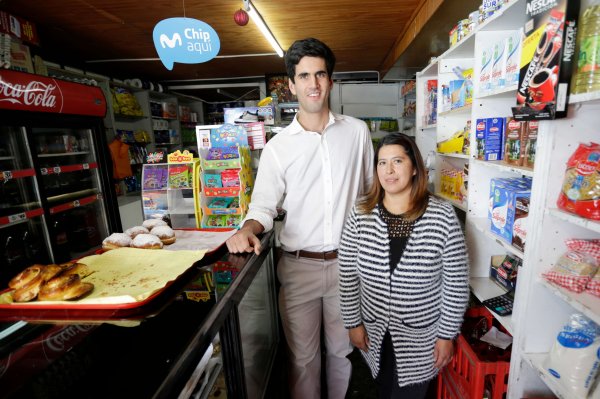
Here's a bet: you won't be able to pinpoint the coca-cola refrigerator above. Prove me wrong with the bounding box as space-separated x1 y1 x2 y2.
0 70 121 287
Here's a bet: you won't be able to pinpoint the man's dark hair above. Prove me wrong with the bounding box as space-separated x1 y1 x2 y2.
284 38 336 83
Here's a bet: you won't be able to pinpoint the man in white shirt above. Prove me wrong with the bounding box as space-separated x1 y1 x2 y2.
226 37 374 399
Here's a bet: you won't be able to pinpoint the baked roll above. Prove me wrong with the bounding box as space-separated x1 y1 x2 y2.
102 233 132 250
125 226 149 238
150 226 176 245
131 233 163 249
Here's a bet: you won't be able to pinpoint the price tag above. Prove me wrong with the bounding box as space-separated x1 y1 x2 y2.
40 168 48 175
73 200 81 208
53 166 61 174
8 213 26 223
0 171 12 181
83 163 90 170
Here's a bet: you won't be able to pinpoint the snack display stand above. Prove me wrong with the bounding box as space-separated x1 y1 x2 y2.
141 150 202 229
197 124 254 229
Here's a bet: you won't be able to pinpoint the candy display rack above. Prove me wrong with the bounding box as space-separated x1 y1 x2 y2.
197 124 253 229
141 150 201 228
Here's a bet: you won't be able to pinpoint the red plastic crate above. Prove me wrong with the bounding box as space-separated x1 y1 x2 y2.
437 307 511 399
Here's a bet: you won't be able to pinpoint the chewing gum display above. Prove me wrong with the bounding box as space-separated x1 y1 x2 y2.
512 0 581 120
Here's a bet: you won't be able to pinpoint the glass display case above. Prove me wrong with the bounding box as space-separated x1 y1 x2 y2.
0 232 279 399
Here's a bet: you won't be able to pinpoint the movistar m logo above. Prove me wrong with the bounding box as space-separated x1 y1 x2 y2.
160 33 182 48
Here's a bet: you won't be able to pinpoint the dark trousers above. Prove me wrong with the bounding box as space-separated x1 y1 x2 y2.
376 332 430 399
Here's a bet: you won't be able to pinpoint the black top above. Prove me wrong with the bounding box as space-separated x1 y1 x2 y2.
379 203 416 273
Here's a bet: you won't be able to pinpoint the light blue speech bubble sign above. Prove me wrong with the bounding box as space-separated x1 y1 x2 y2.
153 18 220 70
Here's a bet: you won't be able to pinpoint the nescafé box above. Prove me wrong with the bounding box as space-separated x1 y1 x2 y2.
512 0 580 120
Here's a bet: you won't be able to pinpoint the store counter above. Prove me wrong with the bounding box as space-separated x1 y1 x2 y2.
0 231 279 399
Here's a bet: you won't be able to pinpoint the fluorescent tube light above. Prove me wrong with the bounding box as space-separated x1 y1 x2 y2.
246 1 284 57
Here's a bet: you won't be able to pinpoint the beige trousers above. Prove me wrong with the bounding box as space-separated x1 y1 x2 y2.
277 253 352 399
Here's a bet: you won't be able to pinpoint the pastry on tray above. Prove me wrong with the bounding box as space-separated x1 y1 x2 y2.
150 226 176 245
102 232 132 250
131 233 163 249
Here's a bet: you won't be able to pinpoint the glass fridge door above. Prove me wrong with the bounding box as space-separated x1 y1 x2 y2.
31 127 110 263
0 127 51 286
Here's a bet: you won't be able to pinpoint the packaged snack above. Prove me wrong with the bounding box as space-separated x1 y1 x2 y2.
544 314 600 398
206 215 226 227
207 146 239 160
208 198 232 208
557 142 600 220
543 239 600 292
168 165 190 188
229 197 240 208
221 169 240 187
204 173 222 188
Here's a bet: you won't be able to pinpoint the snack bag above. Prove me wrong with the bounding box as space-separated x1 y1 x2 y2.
543 239 600 292
221 169 240 187
544 314 600 398
557 142 600 221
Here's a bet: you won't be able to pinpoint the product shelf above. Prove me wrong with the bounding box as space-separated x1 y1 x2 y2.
438 104 472 117
546 208 600 234
539 279 600 326
469 277 514 335
437 152 470 160
435 192 468 212
569 90 600 104
470 159 534 177
471 217 524 259
476 84 518 99
522 353 600 399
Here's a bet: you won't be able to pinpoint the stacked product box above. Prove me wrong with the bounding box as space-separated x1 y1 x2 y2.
475 117 505 161
480 30 522 97
512 0 581 120
503 118 538 168
489 176 533 251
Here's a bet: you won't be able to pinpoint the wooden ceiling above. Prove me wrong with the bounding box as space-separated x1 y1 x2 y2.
0 0 427 84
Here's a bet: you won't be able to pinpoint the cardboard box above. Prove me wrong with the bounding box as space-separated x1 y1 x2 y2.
476 117 505 161
525 121 538 168
489 178 531 250
512 0 581 120
490 255 521 290
503 117 526 166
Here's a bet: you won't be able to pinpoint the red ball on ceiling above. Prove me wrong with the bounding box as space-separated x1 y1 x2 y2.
234 9 249 26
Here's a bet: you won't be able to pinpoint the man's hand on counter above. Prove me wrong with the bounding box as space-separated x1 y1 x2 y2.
226 220 264 255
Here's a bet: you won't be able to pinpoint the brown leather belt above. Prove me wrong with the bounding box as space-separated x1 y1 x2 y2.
285 249 338 260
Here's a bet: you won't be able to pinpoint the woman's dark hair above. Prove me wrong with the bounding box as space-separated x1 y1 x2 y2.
285 38 336 82
357 133 429 220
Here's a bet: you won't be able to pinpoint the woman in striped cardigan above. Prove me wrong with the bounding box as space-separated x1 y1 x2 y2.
339 133 469 398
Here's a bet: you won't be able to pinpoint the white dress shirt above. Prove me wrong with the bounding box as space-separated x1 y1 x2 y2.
242 111 374 252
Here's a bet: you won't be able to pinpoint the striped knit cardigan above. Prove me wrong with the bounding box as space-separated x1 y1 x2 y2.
338 197 469 387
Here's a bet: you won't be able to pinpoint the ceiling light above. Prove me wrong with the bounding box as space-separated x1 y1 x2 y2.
244 0 284 57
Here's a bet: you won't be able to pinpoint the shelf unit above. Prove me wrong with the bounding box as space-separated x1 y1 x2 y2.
416 0 600 397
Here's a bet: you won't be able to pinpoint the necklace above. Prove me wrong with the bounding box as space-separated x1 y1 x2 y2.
380 203 414 238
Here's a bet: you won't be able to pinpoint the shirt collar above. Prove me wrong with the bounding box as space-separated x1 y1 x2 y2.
287 111 341 135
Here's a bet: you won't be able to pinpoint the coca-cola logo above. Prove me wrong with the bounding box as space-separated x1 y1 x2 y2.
0 77 59 108
45 325 95 352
